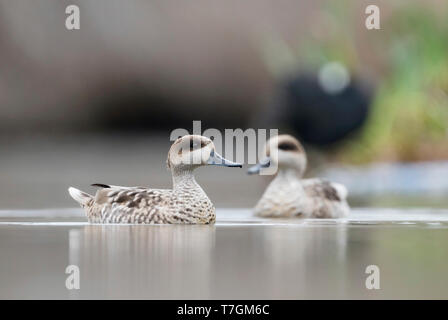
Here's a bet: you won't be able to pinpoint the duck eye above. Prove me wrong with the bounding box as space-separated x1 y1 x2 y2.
278 142 299 152
189 140 202 150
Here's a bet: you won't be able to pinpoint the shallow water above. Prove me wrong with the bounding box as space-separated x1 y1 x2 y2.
1 208 448 299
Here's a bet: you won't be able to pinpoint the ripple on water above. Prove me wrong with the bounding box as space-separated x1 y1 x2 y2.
1 208 448 228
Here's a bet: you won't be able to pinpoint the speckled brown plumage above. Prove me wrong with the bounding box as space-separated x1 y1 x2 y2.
304 180 340 202
85 178 215 224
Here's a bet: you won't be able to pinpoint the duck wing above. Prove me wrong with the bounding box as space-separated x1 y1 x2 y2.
302 179 347 202
92 186 173 223
91 183 111 189
301 179 349 218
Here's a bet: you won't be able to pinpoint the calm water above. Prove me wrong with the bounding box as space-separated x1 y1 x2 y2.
1 209 448 299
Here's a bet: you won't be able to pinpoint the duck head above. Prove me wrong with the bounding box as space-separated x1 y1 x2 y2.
167 135 242 171
248 134 307 177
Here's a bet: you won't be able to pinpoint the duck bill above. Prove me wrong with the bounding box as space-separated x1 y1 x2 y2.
207 150 242 167
247 157 271 175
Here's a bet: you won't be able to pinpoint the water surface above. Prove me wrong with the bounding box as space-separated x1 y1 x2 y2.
1 209 447 299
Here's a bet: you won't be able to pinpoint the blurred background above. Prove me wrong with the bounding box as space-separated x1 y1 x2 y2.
1 0 448 209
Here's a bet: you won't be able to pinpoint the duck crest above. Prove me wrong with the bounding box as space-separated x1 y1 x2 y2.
68 135 241 224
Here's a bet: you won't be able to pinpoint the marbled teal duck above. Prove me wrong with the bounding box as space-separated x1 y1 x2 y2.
69 135 241 224
248 135 349 218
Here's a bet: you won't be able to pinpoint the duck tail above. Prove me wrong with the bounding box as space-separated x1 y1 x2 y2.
332 183 348 201
68 187 93 206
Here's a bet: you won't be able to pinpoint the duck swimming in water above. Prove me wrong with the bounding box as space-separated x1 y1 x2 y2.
248 135 349 218
68 135 242 224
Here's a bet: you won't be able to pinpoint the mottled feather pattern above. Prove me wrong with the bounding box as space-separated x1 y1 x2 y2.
84 175 216 224
254 177 349 219
303 180 340 202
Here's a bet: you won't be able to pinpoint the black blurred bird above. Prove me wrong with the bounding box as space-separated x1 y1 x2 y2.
263 66 372 146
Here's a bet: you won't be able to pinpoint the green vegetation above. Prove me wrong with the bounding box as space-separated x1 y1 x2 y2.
303 4 448 163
